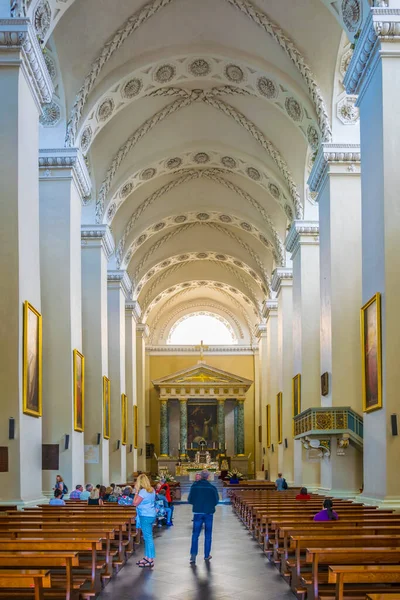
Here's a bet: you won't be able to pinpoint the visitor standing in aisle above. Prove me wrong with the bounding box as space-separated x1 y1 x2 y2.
188 470 219 564
134 474 157 568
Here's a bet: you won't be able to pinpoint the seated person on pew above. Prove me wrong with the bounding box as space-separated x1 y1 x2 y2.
80 483 93 501
296 487 311 500
88 487 104 506
313 498 338 521
69 484 83 499
49 489 65 505
156 488 173 526
118 486 134 506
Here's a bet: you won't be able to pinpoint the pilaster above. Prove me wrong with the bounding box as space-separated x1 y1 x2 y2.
264 300 279 480
0 17 52 504
255 324 267 473
217 399 226 452
136 323 149 471
125 301 141 477
236 399 245 456
179 398 188 458
81 226 114 486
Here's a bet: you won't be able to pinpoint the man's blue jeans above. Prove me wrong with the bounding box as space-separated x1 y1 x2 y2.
190 513 213 558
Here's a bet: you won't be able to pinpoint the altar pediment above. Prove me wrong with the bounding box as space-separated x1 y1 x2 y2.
153 363 252 389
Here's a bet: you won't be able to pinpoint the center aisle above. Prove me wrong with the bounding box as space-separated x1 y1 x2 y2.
98 504 295 600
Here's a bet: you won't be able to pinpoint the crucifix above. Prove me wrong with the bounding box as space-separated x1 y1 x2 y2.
195 340 209 361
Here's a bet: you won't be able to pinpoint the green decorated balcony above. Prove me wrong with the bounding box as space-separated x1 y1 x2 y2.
293 407 363 449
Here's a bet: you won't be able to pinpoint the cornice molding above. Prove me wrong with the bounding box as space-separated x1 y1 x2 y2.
285 220 319 257
137 323 150 339
255 323 267 339
107 269 132 299
146 344 257 355
0 18 53 109
308 143 361 193
39 148 91 200
271 268 293 295
344 8 400 100
125 300 142 323
263 299 278 321
81 224 115 260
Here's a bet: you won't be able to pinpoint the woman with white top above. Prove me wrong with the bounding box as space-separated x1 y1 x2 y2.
134 474 157 568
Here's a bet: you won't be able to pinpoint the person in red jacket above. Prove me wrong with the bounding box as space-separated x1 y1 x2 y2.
157 479 174 522
296 486 311 500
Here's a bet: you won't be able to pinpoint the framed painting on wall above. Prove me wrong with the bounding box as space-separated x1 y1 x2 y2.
266 404 271 449
23 301 42 417
73 350 85 432
292 373 301 423
277 392 283 444
133 405 138 449
121 394 128 445
361 292 382 413
103 376 111 439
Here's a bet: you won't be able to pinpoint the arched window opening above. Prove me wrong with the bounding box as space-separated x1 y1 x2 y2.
167 312 237 345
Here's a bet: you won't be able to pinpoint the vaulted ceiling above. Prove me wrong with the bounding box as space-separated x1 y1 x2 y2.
36 0 366 343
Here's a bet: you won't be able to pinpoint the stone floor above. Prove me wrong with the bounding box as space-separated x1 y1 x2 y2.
98 504 295 600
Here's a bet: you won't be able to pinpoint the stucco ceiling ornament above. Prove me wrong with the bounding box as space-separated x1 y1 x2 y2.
193 152 210 164
10 0 26 17
285 97 303 122
257 76 278 99
34 0 51 39
120 182 134 198
221 156 236 169
224 64 245 83
246 167 261 181
268 183 280 200
337 95 359 125
39 99 61 127
80 125 92 154
166 157 182 169
65 0 174 146
97 98 115 122
215 260 262 310
219 214 232 223
307 125 320 151
188 58 211 77
155 63 176 83
44 53 56 81
341 0 362 33
140 167 157 180
122 78 143 98
340 48 354 79
284 204 294 221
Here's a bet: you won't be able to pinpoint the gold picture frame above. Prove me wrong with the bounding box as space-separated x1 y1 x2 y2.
121 394 128 445
103 376 111 439
133 405 138 449
266 404 271 449
23 301 42 417
292 374 301 433
277 392 283 444
73 350 85 432
361 292 382 413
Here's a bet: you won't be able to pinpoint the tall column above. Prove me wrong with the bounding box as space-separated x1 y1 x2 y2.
160 399 169 457
125 301 141 478
264 301 279 480
344 8 400 506
0 18 52 504
217 399 226 451
256 324 268 473
236 399 245 456
81 226 114 486
179 399 188 458
309 143 362 496
272 268 294 484
107 271 131 483
39 150 90 494
136 324 148 471
286 221 321 490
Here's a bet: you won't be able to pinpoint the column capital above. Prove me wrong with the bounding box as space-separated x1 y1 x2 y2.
136 323 150 339
125 300 142 323
179 397 188 404
81 225 115 259
271 268 293 295
217 398 226 404
262 299 278 321
107 269 132 299
344 8 400 100
0 18 53 108
285 220 319 258
308 143 361 193
254 323 267 339
39 148 91 201
237 397 246 404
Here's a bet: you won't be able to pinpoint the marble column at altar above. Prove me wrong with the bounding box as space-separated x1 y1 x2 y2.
309 144 362 496
286 221 321 490
0 17 52 505
39 149 90 494
344 8 400 506
125 301 141 478
160 399 169 457
236 399 245 456
136 324 148 471
179 399 188 458
217 399 226 451
81 226 114 486
107 270 132 482
272 268 294 484
264 300 279 480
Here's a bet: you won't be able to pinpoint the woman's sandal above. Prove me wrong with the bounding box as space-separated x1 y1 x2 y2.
138 558 154 568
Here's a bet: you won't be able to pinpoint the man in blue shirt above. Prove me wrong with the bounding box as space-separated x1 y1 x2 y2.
275 472 285 491
188 470 219 564
79 483 93 501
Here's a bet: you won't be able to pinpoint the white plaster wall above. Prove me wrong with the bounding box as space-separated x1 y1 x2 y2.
0 69 43 503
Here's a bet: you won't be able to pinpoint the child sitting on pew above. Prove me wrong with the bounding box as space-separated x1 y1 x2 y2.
313 498 338 521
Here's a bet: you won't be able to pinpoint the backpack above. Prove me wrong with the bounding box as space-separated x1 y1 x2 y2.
282 478 288 490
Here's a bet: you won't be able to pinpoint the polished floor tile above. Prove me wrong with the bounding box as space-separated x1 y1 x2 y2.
98 504 295 599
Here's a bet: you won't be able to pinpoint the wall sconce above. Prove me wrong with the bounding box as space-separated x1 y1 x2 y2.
129 444 133 453
116 440 121 450
262 447 265 455
9 418 15 440
271 444 274 453
64 434 70 450
96 433 101 445
284 438 288 449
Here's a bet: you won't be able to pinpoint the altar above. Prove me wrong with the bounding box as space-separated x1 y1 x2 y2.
152 361 253 465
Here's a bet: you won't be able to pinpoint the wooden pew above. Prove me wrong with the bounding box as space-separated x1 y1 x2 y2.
367 595 400 599
0 569 51 600
328 565 400 600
